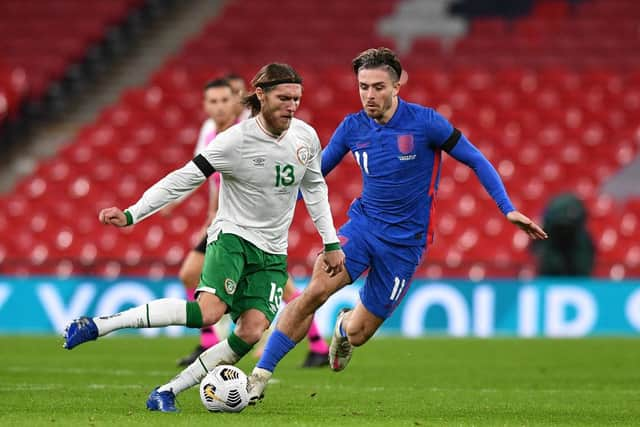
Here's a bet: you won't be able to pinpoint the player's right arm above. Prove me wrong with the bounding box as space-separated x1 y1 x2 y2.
99 129 236 228
320 118 351 176
98 157 213 227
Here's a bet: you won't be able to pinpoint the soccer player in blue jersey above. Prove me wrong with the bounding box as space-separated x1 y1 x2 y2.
246 48 548 402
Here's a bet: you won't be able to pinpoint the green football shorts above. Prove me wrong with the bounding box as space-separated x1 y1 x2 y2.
196 233 288 323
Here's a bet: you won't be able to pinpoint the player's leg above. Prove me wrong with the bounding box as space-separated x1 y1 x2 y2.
282 275 330 367
149 235 287 412
151 307 269 411
330 241 423 371
248 225 369 402
177 237 220 366
63 237 240 350
63 291 226 350
248 257 353 402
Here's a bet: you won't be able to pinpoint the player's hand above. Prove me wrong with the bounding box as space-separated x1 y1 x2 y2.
322 248 345 277
507 211 548 240
98 207 128 227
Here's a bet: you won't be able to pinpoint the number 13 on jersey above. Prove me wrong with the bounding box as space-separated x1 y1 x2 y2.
275 164 295 187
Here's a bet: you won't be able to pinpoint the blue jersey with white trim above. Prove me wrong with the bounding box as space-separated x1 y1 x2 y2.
322 98 514 248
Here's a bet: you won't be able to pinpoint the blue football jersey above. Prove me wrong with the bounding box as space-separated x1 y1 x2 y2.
322 98 514 248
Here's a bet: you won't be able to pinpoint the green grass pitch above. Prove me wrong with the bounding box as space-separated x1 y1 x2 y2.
1 336 640 426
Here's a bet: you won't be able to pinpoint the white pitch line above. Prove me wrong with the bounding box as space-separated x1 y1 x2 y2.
287 384 640 394
0 383 146 392
5 366 176 377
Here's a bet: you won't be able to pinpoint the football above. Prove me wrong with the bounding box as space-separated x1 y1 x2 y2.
199 365 249 413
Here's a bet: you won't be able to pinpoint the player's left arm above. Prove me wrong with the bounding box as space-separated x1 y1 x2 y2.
428 110 547 240
300 133 345 275
446 134 547 240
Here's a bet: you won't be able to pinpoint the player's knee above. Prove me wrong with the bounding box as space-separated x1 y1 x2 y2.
233 326 266 345
197 297 225 326
234 311 270 344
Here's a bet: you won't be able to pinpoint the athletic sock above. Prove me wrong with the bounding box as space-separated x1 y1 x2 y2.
307 321 329 353
158 337 242 395
200 326 219 349
93 298 190 336
256 329 296 373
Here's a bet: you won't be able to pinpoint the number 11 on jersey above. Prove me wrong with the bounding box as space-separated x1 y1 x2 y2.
355 151 369 174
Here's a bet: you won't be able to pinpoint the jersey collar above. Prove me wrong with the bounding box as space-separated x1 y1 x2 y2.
367 97 405 129
256 116 288 141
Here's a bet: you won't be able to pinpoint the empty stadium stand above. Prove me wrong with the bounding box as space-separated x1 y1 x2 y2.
1 0 639 280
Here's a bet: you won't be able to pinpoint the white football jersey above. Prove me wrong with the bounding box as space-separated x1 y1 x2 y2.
126 116 338 255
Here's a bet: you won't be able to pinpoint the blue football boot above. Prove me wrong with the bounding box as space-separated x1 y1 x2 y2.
146 387 178 412
63 317 98 350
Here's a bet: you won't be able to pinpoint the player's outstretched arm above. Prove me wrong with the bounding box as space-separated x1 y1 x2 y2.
98 207 128 227
507 211 548 240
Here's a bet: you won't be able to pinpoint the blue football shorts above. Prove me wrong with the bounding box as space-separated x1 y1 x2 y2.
338 219 424 319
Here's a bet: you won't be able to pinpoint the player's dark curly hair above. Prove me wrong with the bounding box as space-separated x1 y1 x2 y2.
243 63 303 116
352 47 402 83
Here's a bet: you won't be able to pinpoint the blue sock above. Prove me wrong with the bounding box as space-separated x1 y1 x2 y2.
256 329 296 373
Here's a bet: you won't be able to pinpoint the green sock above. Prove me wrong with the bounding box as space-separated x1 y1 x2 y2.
227 332 253 357
185 301 203 328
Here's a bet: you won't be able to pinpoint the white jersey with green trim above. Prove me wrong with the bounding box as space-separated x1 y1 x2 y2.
125 116 339 255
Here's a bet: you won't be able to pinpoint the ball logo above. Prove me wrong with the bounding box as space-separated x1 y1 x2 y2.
219 367 241 380
397 134 414 154
202 383 224 403
296 146 310 165
224 278 237 295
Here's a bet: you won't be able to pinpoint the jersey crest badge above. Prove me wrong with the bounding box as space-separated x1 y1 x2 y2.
296 146 310 165
224 278 237 295
397 134 414 154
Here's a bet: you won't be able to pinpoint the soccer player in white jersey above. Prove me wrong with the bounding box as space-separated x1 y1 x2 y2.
62 63 345 412
176 75 332 368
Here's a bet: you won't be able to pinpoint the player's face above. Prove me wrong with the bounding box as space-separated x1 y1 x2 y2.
259 83 302 134
203 86 235 128
357 68 400 123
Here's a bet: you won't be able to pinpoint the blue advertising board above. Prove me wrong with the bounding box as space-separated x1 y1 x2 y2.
1 276 639 337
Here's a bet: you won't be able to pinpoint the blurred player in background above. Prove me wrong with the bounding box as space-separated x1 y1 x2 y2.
225 73 251 121
247 47 548 403
63 62 344 412
175 74 330 368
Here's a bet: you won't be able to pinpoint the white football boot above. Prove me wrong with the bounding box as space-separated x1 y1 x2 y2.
247 367 272 405
329 308 353 371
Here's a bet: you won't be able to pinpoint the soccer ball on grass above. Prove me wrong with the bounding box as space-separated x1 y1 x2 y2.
199 365 249 413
